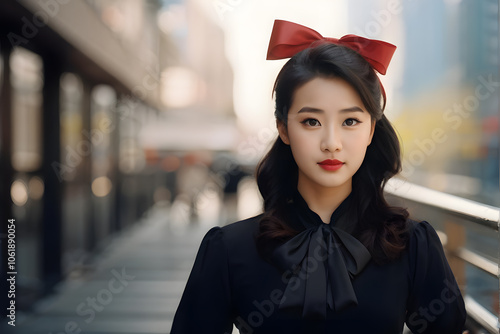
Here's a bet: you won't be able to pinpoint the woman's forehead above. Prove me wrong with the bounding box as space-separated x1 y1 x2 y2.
290 77 366 113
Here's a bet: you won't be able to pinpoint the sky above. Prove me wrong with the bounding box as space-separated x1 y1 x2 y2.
195 0 351 135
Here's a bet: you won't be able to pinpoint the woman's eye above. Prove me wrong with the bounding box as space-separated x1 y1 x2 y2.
343 118 359 126
302 119 321 127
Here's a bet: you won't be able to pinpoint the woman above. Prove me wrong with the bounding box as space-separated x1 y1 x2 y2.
170 20 466 334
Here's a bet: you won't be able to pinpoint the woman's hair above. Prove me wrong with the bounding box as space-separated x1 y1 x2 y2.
255 42 409 264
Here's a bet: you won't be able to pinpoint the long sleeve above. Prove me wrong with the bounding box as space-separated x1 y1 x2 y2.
170 227 234 334
405 221 466 333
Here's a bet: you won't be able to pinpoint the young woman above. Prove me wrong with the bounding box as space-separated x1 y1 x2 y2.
170 20 466 334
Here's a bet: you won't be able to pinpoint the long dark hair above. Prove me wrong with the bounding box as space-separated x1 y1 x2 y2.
255 42 409 264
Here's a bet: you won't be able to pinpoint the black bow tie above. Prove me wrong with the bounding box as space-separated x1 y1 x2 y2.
271 193 371 319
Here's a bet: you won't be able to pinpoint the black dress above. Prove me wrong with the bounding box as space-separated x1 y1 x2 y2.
170 192 466 333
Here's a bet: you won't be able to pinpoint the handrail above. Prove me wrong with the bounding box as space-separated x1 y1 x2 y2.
385 177 500 333
464 296 499 333
455 247 498 277
385 178 500 230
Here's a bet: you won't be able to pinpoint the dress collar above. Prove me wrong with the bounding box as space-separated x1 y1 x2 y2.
289 190 351 226
272 189 371 319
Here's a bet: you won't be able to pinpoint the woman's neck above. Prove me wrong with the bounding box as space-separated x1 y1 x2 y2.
297 177 352 224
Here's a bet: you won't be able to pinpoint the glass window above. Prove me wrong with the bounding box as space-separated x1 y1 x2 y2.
90 84 115 186
90 84 116 241
118 96 145 174
10 47 43 172
59 73 89 274
59 73 84 182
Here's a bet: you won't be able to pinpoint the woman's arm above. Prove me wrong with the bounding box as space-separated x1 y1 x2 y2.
170 227 235 334
405 221 466 334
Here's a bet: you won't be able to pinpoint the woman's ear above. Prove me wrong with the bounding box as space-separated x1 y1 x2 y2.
277 120 290 145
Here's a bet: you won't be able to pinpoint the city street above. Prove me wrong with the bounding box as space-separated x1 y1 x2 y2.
1 203 214 334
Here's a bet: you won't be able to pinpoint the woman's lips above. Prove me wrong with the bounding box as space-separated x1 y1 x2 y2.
318 159 344 171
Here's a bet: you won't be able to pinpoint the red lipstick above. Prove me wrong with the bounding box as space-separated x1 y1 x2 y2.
318 159 344 171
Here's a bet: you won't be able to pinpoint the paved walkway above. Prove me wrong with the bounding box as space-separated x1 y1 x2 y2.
2 203 217 334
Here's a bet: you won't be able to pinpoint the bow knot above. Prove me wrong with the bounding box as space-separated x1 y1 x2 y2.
266 20 396 75
271 223 371 319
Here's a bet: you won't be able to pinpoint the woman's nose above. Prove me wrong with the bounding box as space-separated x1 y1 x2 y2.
320 126 342 152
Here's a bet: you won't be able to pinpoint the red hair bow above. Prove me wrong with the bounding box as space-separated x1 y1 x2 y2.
266 20 396 75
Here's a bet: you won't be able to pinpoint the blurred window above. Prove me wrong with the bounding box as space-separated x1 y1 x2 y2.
118 96 145 174
90 84 116 183
10 47 43 172
59 73 84 182
59 73 89 273
90 84 116 241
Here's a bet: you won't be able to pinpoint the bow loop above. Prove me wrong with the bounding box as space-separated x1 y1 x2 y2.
267 20 396 75
271 224 371 319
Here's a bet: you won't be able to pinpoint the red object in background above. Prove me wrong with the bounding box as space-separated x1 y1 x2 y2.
144 148 160 165
162 155 181 172
482 115 499 134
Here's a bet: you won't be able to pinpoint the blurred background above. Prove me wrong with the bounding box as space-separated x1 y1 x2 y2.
0 0 498 333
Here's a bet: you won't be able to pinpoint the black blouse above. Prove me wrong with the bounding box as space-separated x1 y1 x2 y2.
170 193 466 333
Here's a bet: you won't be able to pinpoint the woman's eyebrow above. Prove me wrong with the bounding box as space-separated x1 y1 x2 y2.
297 107 323 113
340 106 364 113
297 106 365 113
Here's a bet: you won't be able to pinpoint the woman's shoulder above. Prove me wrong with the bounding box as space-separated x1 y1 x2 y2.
404 218 448 268
406 219 442 244
202 214 263 250
221 213 263 235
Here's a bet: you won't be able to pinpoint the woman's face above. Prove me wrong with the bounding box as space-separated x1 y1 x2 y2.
278 76 375 193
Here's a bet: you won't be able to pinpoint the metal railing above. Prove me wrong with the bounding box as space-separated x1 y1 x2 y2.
385 178 500 333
